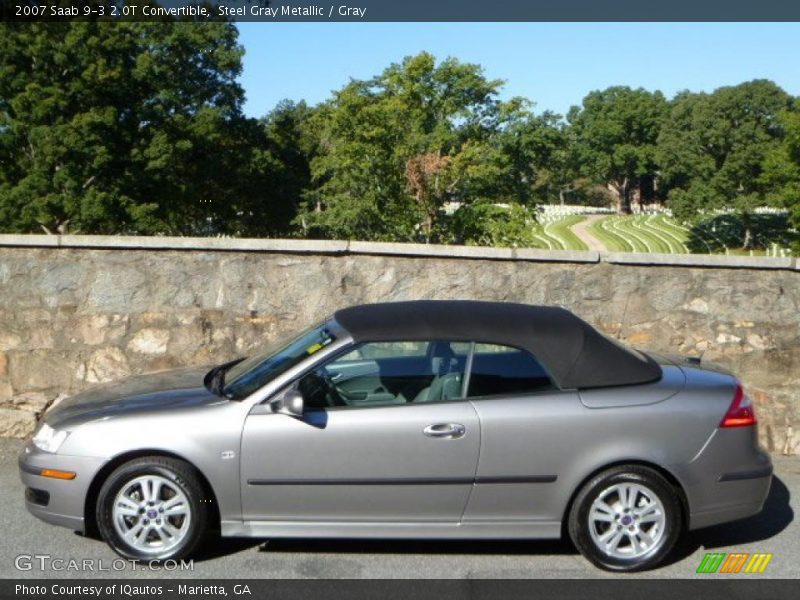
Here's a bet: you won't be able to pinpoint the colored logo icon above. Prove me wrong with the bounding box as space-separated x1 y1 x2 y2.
696 552 773 574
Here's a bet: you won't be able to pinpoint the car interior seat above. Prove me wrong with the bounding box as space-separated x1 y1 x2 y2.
413 343 462 403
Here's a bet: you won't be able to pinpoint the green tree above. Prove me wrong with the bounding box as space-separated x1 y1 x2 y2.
762 101 800 251
568 86 667 214
495 110 570 205
449 202 539 247
248 100 317 236
0 20 272 235
658 80 794 248
296 52 534 242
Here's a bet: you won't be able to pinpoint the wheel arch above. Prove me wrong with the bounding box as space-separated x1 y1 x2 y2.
561 459 691 536
84 449 221 538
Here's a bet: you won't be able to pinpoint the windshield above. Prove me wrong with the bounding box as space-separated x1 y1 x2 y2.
221 321 337 400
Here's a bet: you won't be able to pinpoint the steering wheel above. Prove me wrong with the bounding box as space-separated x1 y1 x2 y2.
313 368 347 407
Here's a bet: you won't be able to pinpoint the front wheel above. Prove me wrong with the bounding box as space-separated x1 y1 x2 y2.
96 456 210 561
568 465 682 572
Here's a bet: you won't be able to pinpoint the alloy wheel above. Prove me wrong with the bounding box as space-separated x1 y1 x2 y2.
587 482 667 559
111 474 192 556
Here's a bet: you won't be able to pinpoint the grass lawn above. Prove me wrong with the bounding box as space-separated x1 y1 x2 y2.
523 210 794 256
543 215 589 251
587 217 634 252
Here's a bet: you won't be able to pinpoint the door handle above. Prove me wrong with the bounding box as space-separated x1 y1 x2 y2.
423 423 466 439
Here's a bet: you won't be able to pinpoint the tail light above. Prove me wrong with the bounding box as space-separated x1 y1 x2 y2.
720 383 757 428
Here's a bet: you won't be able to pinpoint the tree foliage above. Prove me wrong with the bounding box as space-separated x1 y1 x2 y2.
762 101 800 250
658 80 794 247
1 26 798 251
0 20 286 235
568 87 667 214
250 100 316 236
449 202 539 247
295 52 556 242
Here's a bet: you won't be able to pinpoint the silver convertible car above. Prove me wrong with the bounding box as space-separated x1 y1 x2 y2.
20 301 771 571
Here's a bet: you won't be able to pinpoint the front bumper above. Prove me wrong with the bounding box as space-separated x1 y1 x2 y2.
18 441 107 533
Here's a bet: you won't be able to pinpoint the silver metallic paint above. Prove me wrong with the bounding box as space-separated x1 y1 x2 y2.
19 324 771 543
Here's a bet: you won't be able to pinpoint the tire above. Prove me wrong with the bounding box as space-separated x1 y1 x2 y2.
96 456 210 561
568 465 682 572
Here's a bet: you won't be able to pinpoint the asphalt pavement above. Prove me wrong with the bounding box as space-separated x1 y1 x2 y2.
1 439 797 579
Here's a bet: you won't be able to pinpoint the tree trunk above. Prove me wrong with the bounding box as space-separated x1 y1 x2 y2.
612 180 632 215
742 212 753 249
422 210 434 243
39 219 71 235
631 184 643 213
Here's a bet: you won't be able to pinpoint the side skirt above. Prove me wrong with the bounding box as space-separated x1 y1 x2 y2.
220 519 562 539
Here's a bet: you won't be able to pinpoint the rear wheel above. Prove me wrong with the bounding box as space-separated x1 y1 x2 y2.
96 456 209 561
568 465 681 571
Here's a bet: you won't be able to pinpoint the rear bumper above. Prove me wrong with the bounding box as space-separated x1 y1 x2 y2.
673 427 773 531
690 467 772 529
18 442 107 533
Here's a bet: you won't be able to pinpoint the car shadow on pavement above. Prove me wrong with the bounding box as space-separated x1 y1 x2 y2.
71 531 265 563
665 475 793 566
192 537 264 562
258 537 577 556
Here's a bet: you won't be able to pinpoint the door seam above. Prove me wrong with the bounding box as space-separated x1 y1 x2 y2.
458 398 482 522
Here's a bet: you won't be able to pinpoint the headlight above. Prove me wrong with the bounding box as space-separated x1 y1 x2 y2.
32 423 69 453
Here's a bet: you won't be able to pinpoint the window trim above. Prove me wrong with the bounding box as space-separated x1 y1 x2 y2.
461 341 475 398
465 386 565 403
310 395 472 413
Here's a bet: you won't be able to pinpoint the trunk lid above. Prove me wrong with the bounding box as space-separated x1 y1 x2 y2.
648 351 734 377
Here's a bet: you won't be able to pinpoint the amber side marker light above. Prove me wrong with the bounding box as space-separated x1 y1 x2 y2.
720 383 757 428
39 469 76 480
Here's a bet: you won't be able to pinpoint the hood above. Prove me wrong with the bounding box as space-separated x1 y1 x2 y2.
45 366 225 429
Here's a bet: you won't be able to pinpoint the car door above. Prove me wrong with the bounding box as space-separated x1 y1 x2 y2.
460 344 583 523
239 341 480 523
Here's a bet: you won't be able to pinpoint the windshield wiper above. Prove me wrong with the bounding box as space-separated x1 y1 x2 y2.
204 358 245 398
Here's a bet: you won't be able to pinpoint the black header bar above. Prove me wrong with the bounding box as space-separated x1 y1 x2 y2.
2 0 800 22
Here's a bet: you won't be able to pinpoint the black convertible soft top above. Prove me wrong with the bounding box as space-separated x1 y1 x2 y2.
333 300 662 389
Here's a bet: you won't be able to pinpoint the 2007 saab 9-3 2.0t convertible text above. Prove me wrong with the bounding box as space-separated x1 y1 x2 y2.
19 301 772 571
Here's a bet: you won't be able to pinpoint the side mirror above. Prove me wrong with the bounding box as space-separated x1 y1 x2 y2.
272 388 304 418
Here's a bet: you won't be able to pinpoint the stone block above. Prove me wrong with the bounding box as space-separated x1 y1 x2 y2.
85 347 130 383
0 408 37 438
9 352 73 391
127 328 170 355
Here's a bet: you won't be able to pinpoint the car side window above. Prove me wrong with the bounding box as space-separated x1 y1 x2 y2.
298 341 468 409
337 341 429 361
467 343 554 398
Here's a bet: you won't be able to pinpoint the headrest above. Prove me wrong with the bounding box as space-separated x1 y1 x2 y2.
430 343 457 375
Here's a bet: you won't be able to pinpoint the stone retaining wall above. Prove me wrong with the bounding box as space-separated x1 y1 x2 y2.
0 235 797 454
